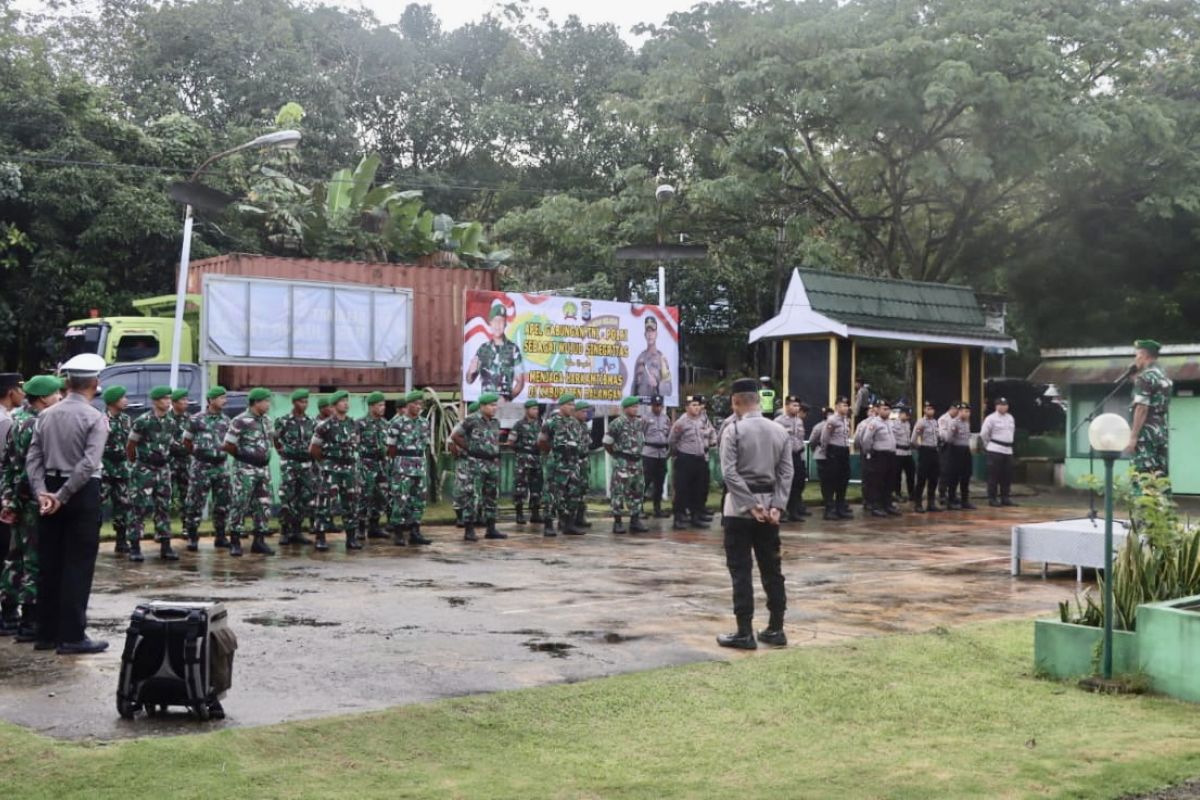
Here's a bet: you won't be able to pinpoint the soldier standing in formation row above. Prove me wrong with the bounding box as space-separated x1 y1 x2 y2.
936 402 960 507
168 388 190 515
126 386 177 562
943 403 975 510
386 390 433 546
604 396 648 534
572 401 595 531
182 386 231 552
980 397 1017 507
669 394 716 530
509 399 544 525
452 392 506 542
640 395 672 519
539 394 583 537
858 399 900 518
819 396 853 520
275 389 315 546
224 387 276 557
774 395 808 522
1125 338 1172 477
102 387 133 553
910 401 942 513
892 405 915 502
450 401 479 528
310 391 360 552
357 391 391 541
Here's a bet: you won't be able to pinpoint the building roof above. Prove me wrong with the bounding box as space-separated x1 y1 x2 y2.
1029 345 1200 385
749 269 1017 350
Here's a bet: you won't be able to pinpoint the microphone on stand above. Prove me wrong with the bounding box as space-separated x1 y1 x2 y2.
1115 362 1137 385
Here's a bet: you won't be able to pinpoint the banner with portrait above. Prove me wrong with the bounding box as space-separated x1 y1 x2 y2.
462 290 680 406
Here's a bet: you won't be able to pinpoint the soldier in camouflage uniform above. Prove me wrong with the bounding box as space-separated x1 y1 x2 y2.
182 386 232 552
451 402 479 528
451 392 506 541
1125 339 1174 478
572 401 595 530
223 387 276 557
356 391 390 540
387 389 433 546
508 399 544 524
126 386 179 562
101 385 133 555
0 375 60 640
274 389 316 546
465 303 525 400
168 388 191 515
538 394 582 537
310 390 361 552
604 396 649 534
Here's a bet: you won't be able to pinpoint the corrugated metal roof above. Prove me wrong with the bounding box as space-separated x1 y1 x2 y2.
1029 354 1200 385
797 269 1010 341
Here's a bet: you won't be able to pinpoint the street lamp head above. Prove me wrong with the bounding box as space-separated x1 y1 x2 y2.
1088 413 1131 456
655 183 676 204
247 130 302 151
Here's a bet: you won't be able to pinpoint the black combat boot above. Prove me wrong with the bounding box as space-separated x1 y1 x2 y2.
228 534 244 557
185 530 200 552
673 514 689 530
463 524 479 542
277 528 293 546
543 518 557 537
291 528 313 546
392 526 408 546
160 539 179 561
515 502 527 525
314 532 329 552
213 530 230 549
575 507 592 529
717 617 757 650
251 533 275 555
367 517 388 539
529 502 544 524
409 524 431 545
454 509 465 528
114 527 129 555
612 515 627 534
128 538 144 562
914 502 926 513
0 601 19 635
629 514 649 533
484 522 507 540
653 499 671 519
562 514 585 535
758 611 787 647
15 604 38 642
836 503 854 520
823 504 838 521
345 528 363 551
690 511 711 529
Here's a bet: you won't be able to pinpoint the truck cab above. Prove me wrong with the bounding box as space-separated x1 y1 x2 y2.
63 294 200 365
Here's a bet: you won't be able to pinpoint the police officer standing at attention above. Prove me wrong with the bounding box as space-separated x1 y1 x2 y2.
910 401 942 513
775 395 807 521
27 354 109 654
947 403 975 510
936 402 961 508
716 378 792 650
640 395 672 518
859 399 900 517
669 395 716 530
980 397 1017 507
820 396 853 520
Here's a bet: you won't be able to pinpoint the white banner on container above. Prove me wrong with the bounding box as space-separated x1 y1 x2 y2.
202 275 412 368
462 290 679 405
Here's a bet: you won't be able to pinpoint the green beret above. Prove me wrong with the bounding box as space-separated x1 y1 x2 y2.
150 385 172 401
102 385 127 405
478 392 500 405
404 390 424 405
24 375 61 398
206 385 227 401
575 400 591 411
468 401 480 413
557 393 576 405
1134 339 1162 354
248 387 272 403
488 303 507 321
330 390 349 404
366 391 386 404
316 396 330 409
621 396 640 409
290 388 310 402
170 388 188 402
524 399 539 409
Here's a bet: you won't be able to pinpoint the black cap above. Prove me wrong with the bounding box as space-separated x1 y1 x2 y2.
730 378 758 393
686 394 707 404
959 402 972 410
785 394 801 404
994 397 1009 405
877 398 891 407
0 373 22 393
836 395 850 405
923 400 935 408
650 395 664 406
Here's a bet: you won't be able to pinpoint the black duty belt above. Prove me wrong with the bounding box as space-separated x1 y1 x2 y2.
990 439 1014 446
195 454 226 465
282 453 312 462
918 445 938 451
469 452 498 460
235 454 269 467
644 440 668 447
748 483 775 494
614 452 640 461
825 444 849 452
394 449 422 457
324 456 356 465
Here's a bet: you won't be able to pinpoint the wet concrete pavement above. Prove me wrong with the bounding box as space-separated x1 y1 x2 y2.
0 504 1089 741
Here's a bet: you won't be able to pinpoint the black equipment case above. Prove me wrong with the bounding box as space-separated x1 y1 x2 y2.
116 601 237 721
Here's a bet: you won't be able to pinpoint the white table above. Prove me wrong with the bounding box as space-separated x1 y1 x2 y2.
1011 517 1133 582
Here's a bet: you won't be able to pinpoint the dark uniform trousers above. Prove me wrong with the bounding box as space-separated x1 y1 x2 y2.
673 454 708 517
948 445 972 503
862 451 895 510
937 444 954 501
823 445 850 509
895 452 915 498
915 446 940 507
786 451 807 515
37 476 101 644
642 456 668 505
986 452 1014 502
723 516 786 623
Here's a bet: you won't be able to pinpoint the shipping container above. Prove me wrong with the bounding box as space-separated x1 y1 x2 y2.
186 253 497 392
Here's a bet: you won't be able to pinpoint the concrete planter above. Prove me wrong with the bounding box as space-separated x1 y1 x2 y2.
1135 594 1200 702
1033 619 1138 680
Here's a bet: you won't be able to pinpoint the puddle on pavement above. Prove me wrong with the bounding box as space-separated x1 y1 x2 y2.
429 556 466 565
567 630 646 644
523 640 575 658
243 615 341 628
393 579 436 588
443 596 471 607
464 581 495 589
490 628 547 636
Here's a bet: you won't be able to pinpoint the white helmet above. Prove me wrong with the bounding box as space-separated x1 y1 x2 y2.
59 353 107 378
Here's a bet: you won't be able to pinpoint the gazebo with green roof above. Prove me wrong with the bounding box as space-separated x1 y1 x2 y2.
750 268 1017 425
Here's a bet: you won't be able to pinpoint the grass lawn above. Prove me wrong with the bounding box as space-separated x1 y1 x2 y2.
3 620 1199 799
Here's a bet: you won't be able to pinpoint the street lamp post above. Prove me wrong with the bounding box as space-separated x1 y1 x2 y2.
168 130 302 389
1088 412 1132 679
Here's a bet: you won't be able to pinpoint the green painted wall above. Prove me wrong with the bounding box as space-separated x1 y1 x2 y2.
1137 595 1200 702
